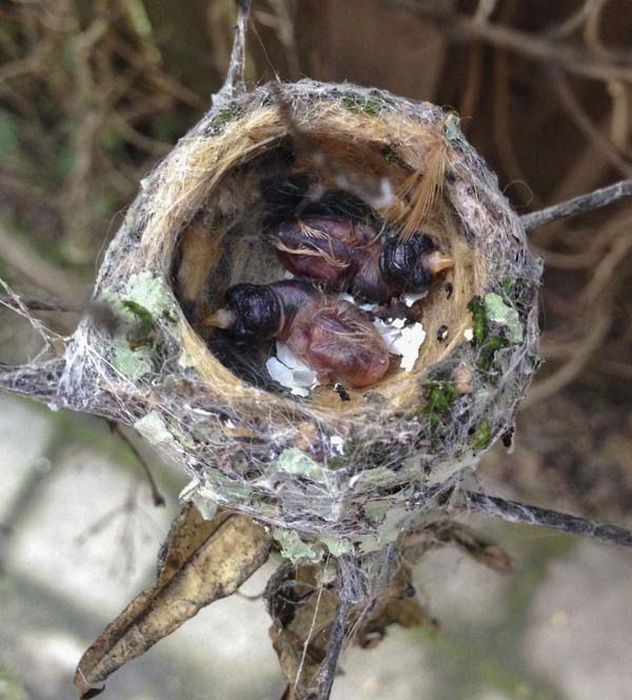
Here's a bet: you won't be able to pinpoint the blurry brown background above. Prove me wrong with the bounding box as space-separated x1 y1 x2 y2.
1 1 631 699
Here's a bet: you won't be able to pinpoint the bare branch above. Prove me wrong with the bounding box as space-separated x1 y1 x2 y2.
0 223 88 304
217 0 252 101
521 179 632 231
317 557 351 700
377 0 632 84
109 422 166 507
0 359 65 404
0 295 80 313
462 490 632 547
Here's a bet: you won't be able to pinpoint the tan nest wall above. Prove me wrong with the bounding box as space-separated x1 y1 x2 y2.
59 81 541 550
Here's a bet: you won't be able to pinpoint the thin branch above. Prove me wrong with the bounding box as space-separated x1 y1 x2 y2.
548 70 632 178
378 0 632 84
317 558 351 700
217 0 252 102
109 421 166 507
521 179 632 231
0 359 65 403
0 294 80 313
0 223 88 303
462 490 632 547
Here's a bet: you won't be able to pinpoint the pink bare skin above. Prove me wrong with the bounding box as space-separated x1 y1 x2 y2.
267 215 453 302
207 280 391 389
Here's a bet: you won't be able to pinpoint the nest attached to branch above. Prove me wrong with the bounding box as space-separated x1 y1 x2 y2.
56 79 541 556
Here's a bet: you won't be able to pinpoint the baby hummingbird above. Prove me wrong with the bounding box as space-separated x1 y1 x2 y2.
205 280 391 388
267 214 454 303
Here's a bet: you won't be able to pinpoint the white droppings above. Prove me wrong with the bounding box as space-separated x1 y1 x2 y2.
348 473 363 488
374 318 426 372
266 342 319 396
394 323 427 371
403 291 428 307
330 435 345 455
464 327 474 342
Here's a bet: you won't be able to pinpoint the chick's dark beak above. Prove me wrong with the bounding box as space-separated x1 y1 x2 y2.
425 251 455 276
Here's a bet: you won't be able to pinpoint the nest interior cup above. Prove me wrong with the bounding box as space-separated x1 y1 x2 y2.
72 80 541 554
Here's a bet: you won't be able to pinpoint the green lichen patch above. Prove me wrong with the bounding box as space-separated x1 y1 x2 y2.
100 273 175 377
468 292 524 373
202 470 253 504
134 410 177 449
351 466 395 487
125 271 172 318
484 293 523 344
180 478 218 519
359 505 412 554
208 107 236 135
322 536 354 557
341 89 395 115
471 420 492 450
444 112 462 141
477 335 509 371
277 447 330 482
272 528 323 562
468 296 487 346
112 340 153 379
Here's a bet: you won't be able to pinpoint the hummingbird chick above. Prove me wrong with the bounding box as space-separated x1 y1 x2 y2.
205 280 390 388
267 215 454 303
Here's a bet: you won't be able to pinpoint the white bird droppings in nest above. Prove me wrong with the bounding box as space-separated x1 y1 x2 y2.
266 341 320 397
373 318 426 372
402 291 428 307
330 436 345 455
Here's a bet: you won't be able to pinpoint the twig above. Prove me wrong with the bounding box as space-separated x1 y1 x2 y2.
520 179 632 231
377 0 632 84
317 557 351 700
109 421 166 507
0 359 65 403
0 223 88 303
0 295 80 313
548 70 632 178
462 490 632 547
217 0 252 101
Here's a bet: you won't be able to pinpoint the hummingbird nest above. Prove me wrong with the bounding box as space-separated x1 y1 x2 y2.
55 79 541 558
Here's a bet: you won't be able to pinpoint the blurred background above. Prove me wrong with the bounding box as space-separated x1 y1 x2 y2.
0 1 631 699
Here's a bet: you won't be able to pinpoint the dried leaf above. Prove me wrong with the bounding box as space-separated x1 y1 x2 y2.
266 554 437 699
74 508 271 699
156 502 229 584
356 598 438 649
266 563 338 699
428 520 514 573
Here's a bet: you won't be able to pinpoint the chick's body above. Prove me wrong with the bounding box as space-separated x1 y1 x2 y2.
270 216 379 294
208 280 390 388
268 214 452 303
283 295 390 388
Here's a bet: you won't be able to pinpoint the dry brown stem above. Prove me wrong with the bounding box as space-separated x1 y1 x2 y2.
378 0 632 83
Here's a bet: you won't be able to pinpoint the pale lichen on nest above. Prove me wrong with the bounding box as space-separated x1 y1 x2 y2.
36 80 541 555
